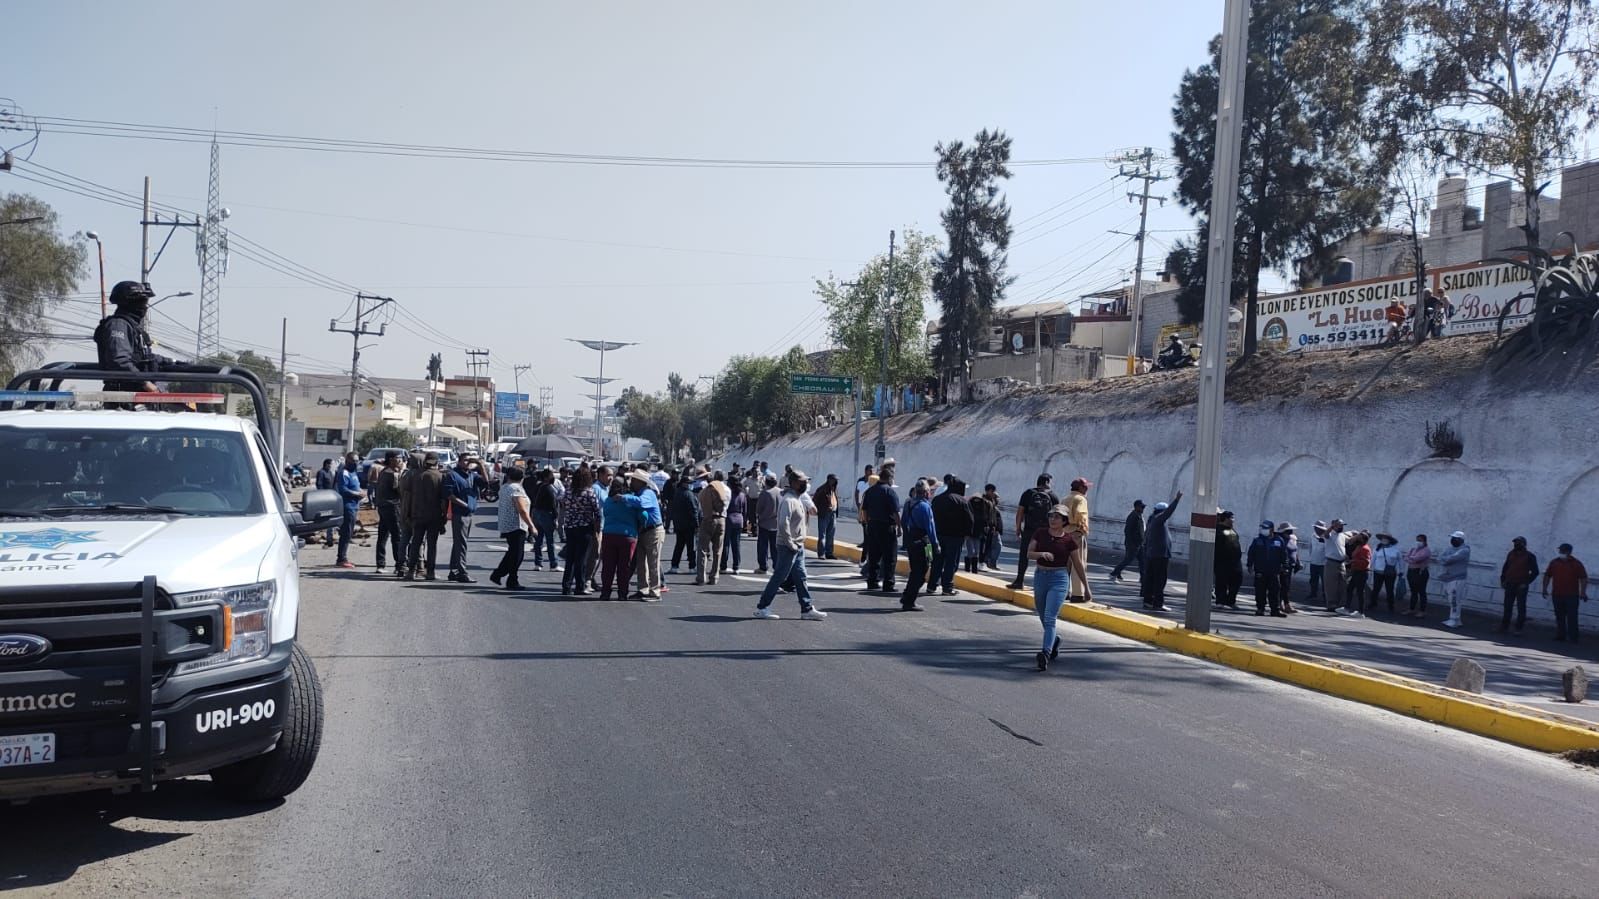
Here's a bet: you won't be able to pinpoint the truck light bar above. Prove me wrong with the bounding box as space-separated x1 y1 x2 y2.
0 390 226 405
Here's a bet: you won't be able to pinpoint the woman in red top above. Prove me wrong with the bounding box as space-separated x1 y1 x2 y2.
1347 532 1373 617
1025 505 1092 672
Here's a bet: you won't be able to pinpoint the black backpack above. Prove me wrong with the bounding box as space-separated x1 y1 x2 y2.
1022 488 1053 526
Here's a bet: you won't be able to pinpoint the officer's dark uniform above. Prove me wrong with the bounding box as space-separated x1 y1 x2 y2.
94 281 172 392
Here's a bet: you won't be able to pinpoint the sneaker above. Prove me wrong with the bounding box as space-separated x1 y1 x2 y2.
490 573 504 586
1109 573 1123 583
642 594 662 603
1349 611 1365 619
901 603 925 612
1442 618 1461 628
1006 581 1024 591
336 560 355 569
668 566 680 575
941 588 957 596
1270 611 1288 618
628 591 645 599
754 607 781 619
1049 636 1061 660
1036 651 1049 672
801 607 828 621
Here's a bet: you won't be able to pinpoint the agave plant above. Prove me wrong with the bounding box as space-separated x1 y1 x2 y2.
1488 233 1599 367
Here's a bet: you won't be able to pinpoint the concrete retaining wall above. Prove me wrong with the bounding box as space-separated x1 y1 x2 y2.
718 362 1598 629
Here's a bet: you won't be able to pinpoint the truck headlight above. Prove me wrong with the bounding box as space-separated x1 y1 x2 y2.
172 580 276 674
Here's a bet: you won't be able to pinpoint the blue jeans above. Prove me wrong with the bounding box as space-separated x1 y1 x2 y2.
758 544 813 609
817 511 837 557
935 535 962 590
723 526 742 570
531 510 558 567
336 505 357 562
1033 567 1070 652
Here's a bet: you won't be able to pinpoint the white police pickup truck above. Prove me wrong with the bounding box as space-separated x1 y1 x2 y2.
0 362 342 802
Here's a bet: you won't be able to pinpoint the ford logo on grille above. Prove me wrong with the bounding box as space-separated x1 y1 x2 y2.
0 634 51 665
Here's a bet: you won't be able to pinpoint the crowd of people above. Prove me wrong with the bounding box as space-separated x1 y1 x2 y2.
311 452 1591 666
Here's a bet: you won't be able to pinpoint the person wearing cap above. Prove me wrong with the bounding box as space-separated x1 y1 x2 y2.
373 450 407 574
1542 543 1589 642
861 467 902 592
931 478 973 595
668 471 702 575
1403 534 1432 618
1437 530 1471 628
696 470 730 585
1008 474 1060 590
1213 511 1243 609
754 475 784 574
1109 500 1145 584
1369 532 1402 614
898 480 940 611
444 454 488 583
1498 536 1540 635
1246 518 1289 616
1026 504 1091 671
1323 519 1351 613
628 469 664 600
1306 521 1329 606
753 471 827 621
403 452 449 580
1275 522 1301 614
1139 491 1183 610
94 280 173 393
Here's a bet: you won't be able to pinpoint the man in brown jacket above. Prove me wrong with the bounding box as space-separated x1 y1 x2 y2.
402 452 449 580
697 470 730 585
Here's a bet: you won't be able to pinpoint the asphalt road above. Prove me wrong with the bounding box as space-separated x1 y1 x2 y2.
7 515 1599 897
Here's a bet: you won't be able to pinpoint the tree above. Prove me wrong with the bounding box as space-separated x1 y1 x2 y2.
665 372 696 404
932 130 1014 401
1172 0 1393 355
620 392 683 461
0 193 87 382
814 228 935 407
356 422 414 456
1374 0 1598 250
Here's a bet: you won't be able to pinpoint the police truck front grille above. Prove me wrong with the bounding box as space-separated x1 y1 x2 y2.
0 582 193 679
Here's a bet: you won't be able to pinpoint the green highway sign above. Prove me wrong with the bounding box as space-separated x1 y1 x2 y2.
789 373 854 395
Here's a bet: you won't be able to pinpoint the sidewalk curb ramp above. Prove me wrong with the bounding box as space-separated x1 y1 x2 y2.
809 537 1599 754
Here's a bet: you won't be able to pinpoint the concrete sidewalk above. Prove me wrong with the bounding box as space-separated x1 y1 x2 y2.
830 517 1598 722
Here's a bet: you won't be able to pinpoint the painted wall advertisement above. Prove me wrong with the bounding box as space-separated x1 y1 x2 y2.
1255 259 1542 352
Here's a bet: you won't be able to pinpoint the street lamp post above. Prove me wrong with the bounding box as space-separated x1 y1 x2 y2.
567 339 635 459
82 229 107 318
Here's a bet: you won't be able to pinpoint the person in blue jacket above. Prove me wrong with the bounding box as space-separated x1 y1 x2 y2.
334 452 365 569
444 454 487 583
898 480 940 612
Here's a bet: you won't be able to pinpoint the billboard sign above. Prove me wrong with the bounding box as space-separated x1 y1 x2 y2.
494 391 528 422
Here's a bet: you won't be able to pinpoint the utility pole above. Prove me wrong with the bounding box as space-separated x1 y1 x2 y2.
277 317 288 464
1117 147 1168 374
466 349 489 447
140 176 151 282
328 292 393 454
537 386 555 435
511 364 532 437
876 230 894 465
1184 0 1250 634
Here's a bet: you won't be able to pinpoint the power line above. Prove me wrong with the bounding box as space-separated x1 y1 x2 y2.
21 113 1107 170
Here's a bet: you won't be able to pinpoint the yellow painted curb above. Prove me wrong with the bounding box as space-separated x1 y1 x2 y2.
806 536 1599 754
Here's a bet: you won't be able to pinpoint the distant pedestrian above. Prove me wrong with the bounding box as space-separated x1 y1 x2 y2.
1108 499 1145 583
489 465 534 591
1323 518 1351 613
813 473 841 559
394 450 425 578
1403 534 1432 617
373 450 405 574
753 471 827 621
1140 491 1182 610
402 452 447 580
1306 521 1328 604
965 486 997 573
1064 477 1091 600
861 467 902 592
1438 530 1471 628
723 477 747 574
444 454 487 583
1542 543 1588 643
628 470 664 600
1346 532 1372 617
334 452 364 569
1246 518 1288 617
981 483 1004 570
1026 505 1091 672
931 478 973 595
315 457 337 546
1213 510 1243 608
899 481 939 611
528 469 560 571
855 464 875 512
559 466 601 596
697 470 730 585
598 480 644 600
1276 522 1301 614
668 472 701 574
1498 536 1540 635
1370 532 1402 614
1008 474 1059 591
755 475 782 574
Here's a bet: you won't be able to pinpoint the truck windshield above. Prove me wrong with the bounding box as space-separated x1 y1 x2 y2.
0 426 266 517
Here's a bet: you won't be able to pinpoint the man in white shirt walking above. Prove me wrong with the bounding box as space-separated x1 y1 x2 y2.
753 471 827 621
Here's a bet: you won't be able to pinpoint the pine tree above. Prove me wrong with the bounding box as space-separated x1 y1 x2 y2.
932 130 1014 400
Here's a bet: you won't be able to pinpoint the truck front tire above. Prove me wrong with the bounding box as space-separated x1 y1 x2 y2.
210 643 324 802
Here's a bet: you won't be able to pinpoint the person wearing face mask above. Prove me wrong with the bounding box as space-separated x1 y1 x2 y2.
1403 534 1432 618
445 454 488 583
94 280 174 396
1213 511 1243 609
334 452 365 569
1322 519 1351 614
1437 530 1471 628
1246 519 1288 617
1498 536 1540 636
1275 522 1301 615
1370 533 1403 615
1542 543 1589 643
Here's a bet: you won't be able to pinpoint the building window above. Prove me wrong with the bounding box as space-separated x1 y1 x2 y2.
311 428 345 446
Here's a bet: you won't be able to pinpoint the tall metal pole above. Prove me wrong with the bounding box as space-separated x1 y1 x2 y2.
329 293 393 454
277 317 288 464
140 176 151 283
852 376 861 503
1122 147 1166 374
875 230 894 464
92 236 107 318
512 364 531 437
1184 0 1250 633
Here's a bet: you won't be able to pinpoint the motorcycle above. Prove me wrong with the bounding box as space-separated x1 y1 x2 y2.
284 463 309 488
1153 342 1199 371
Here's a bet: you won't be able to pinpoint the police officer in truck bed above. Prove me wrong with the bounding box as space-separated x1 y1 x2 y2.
94 280 173 392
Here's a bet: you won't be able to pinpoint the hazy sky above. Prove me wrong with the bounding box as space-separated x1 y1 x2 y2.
4 0 1222 409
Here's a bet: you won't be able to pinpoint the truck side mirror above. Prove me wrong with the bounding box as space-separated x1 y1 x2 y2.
288 489 343 538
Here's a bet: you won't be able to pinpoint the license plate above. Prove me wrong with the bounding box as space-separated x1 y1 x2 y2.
0 733 55 767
